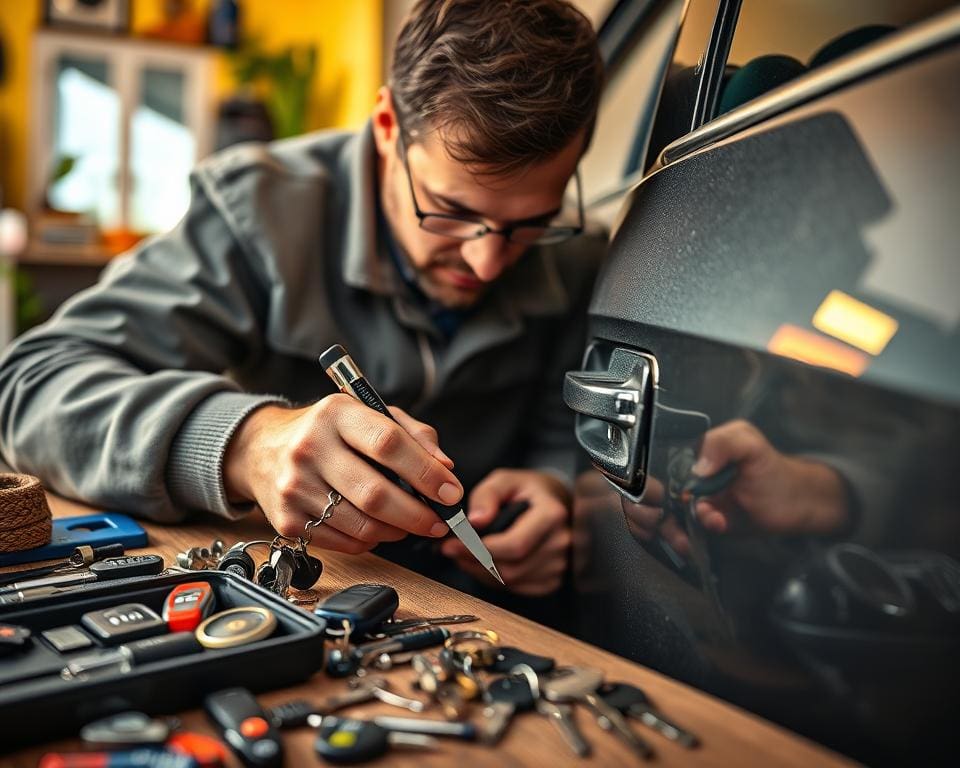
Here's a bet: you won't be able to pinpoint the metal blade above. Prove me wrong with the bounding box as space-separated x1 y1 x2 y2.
446 511 504 584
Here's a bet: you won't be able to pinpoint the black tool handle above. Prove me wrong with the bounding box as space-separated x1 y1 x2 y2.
125 631 202 664
89 554 164 580
321 345 462 524
484 500 530 536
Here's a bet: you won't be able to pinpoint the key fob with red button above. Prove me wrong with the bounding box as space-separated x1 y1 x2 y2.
205 687 283 768
162 582 215 632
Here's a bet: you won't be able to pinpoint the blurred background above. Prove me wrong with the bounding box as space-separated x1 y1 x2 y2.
0 0 609 347
0 0 943 347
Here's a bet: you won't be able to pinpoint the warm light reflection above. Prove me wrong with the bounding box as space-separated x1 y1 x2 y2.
812 290 899 355
767 324 869 377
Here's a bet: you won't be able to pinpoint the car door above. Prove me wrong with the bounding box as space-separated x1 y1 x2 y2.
567 2 960 764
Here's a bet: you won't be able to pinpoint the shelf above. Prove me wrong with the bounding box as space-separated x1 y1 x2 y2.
18 241 116 268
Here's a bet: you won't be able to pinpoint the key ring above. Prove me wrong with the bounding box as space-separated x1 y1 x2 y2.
444 629 501 668
302 490 343 544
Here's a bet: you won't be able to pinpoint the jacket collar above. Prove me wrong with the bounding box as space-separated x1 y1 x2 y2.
340 121 570 318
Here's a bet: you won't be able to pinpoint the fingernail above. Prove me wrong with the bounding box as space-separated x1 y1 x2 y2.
437 482 462 504
691 457 712 476
430 521 449 537
468 509 484 523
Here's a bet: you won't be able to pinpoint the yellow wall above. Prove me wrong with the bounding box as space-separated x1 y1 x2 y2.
0 0 383 211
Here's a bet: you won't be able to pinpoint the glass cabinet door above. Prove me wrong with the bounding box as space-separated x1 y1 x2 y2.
47 54 121 228
130 66 196 234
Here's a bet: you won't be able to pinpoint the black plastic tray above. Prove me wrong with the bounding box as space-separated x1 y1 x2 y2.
0 569 327 748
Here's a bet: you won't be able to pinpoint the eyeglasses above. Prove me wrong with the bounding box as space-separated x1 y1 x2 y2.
398 132 584 246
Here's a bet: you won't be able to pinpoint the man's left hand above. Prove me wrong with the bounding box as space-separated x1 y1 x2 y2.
440 469 571 596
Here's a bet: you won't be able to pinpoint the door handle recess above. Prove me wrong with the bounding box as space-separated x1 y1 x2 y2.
564 347 655 496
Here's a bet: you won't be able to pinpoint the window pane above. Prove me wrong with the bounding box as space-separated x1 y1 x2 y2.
130 67 195 233
48 55 121 227
720 0 955 115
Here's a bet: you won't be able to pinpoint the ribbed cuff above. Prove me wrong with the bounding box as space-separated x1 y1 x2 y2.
167 390 289 520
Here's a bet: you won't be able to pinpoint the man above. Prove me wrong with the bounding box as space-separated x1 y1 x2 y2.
0 0 604 599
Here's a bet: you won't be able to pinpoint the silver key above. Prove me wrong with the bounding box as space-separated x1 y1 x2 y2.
543 667 653 759
513 664 590 757
319 676 425 714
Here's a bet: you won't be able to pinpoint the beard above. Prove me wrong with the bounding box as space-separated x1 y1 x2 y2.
399 248 487 308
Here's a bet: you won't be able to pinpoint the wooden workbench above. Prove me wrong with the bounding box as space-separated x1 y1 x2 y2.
2 496 854 767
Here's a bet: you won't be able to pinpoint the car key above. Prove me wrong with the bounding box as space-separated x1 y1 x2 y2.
543 667 653 759
512 663 590 757
317 676 426 714
314 584 399 638
326 626 449 677
81 603 166 644
489 646 555 674
205 687 283 768
599 682 700 748
480 672 536 744
162 582 215 632
314 716 436 764
290 550 324 590
256 547 295 596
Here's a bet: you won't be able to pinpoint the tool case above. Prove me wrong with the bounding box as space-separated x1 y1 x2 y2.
0 569 327 748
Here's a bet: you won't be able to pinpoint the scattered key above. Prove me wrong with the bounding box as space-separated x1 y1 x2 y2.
489 646 555 675
480 673 536 744
599 682 700 748
512 663 591 757
314 716 437 764
543 667 653 759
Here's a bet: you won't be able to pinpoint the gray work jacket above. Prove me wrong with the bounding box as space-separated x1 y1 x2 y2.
0 124 603 525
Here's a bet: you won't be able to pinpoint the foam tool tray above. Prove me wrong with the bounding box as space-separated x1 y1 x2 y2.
0 570 327 748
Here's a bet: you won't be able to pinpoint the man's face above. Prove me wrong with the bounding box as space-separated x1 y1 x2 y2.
373 92 583 309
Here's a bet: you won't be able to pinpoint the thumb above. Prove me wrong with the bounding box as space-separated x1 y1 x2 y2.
467 471 521 528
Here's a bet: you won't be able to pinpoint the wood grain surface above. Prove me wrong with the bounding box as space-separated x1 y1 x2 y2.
1 496 855 767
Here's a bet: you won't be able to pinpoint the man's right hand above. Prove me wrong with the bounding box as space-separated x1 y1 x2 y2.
223 395 462 553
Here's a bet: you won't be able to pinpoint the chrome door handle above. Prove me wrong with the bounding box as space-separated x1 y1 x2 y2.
564 347 655 496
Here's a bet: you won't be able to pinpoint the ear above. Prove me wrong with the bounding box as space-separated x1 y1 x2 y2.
371 86 400 159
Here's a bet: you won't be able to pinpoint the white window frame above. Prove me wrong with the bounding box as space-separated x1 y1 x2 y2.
29 29 214 227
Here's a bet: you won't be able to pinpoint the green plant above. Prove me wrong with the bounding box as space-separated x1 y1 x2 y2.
230 42 317 138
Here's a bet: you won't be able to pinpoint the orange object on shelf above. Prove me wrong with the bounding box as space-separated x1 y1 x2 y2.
101 228 144 255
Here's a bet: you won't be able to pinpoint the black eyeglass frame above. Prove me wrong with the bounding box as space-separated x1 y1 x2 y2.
397 130 585 246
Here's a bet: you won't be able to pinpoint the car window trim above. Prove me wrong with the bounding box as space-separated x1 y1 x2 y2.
689 0 742 131
656 5 960 169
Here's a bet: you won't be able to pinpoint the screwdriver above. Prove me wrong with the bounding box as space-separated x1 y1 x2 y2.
0 543 125 588
320 344 503 584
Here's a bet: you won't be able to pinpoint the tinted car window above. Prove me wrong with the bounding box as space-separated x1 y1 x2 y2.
718 0 956 114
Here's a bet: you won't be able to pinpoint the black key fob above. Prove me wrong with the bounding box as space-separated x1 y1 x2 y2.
489 646 556 674
80 603 165 645
89 554 164 580
291 552 324 590
315 716 389 764
314 584 399 637
205 687 283 768
219 545 256 580
484 500 530 535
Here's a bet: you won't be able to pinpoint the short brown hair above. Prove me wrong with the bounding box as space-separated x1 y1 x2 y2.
390 0 603 175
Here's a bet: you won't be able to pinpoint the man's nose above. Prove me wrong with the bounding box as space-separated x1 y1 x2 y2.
461 234 513 282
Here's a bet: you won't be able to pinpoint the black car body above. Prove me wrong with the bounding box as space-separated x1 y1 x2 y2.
569 2 960 764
